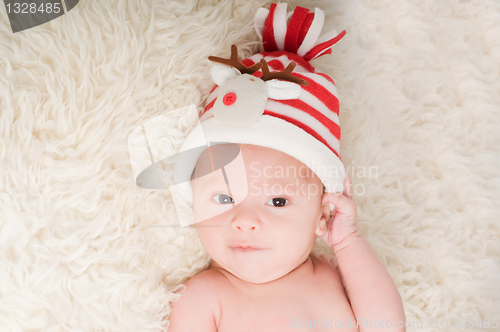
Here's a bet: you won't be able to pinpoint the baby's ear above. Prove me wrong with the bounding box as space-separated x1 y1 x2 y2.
314 201 332 237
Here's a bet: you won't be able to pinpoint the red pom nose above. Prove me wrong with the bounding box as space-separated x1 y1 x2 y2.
223 92 236 106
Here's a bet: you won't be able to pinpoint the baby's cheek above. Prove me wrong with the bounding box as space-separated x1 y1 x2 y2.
192 202 203 223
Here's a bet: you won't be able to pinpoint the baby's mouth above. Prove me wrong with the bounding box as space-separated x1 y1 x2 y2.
229 246 265 252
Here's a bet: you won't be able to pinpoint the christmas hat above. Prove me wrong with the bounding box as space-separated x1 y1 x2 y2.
174 3 347 215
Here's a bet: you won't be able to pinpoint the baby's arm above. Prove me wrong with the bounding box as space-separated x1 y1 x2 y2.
333 232 406 332
167 272 219 332
320 178 406 332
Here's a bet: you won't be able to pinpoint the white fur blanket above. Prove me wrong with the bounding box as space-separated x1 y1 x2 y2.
1 0 499 331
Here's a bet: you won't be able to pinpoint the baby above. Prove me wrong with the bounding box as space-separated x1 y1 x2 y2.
167 3 406 331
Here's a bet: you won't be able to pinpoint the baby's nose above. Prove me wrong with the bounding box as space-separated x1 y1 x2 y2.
231 210 261 232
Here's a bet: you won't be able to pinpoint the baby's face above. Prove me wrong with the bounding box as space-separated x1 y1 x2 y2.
190 144 330 284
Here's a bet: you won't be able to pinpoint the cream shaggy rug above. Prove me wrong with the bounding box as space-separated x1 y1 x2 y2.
1 0 499 331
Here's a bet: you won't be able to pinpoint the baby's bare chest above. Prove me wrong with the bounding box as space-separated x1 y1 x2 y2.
214 259 358 332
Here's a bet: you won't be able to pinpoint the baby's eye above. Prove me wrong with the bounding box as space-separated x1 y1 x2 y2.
266 198 289 207
213 194 234 204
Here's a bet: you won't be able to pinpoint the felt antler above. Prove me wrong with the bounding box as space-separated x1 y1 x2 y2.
208 44 263 75
259 59 309 86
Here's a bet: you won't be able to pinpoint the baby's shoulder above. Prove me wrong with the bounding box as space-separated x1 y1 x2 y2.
168 269 221 332
311 251 347 294
311 251 339 269
182 268 226 301
172 268 221 294
189 267 224 284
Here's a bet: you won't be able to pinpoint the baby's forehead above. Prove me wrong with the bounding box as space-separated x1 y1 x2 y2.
247 161 317 183
191 144 319 184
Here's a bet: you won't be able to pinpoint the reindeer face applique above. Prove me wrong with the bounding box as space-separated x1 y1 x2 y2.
208 45 309 128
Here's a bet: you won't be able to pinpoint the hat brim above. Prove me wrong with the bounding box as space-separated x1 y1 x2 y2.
174 115 345 194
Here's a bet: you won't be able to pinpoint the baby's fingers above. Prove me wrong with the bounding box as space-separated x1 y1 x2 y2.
343 172 353 200
322 193 357 219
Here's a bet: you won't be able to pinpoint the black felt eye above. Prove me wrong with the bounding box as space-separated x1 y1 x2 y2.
266 198 289 207
213 194 234 204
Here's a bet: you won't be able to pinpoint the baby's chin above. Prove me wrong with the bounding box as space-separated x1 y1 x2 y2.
213 258 302 284
230 269 287 284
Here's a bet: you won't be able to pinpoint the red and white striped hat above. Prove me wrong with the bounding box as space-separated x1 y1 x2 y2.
177 2 347 195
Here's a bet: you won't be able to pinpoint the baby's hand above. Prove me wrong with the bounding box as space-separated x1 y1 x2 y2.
317 172 359 252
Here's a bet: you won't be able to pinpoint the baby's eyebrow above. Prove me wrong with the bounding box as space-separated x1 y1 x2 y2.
266 177 312 189
195 173 315 193
195 175 227 189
